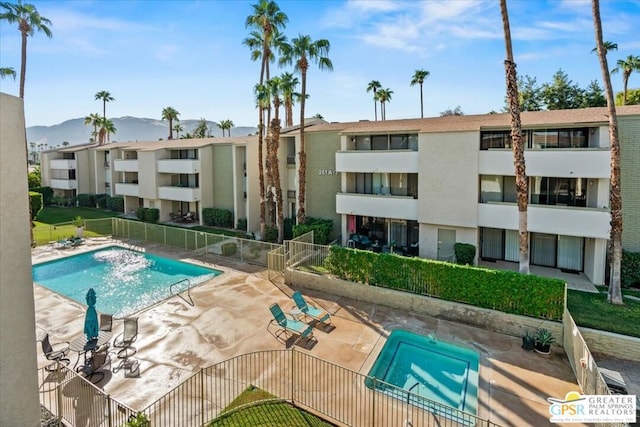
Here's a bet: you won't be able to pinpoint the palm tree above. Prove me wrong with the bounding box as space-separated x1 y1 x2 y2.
366 80 382 121
84 112 101 141
225 120 234 137
94 90 115 119
254 83 270 234
280 71 299 127
500 0 529 275
217 120 235 137
161 107 180 140
173 123 183 139
267 76 285 241
612 55 640 105
245 0 288 237
375 88 393 120
591 40 617 54
280 34 333 224
96 117 116 145
0 1 52 99
410 69 430 118
592 0 623 305
0 66 16 79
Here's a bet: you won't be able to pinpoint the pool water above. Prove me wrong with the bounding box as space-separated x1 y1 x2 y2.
367 329 479 417
32 246 221 317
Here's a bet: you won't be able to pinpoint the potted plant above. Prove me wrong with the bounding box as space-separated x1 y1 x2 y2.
521 330 535 351
534 328 555 355
72 216 85 238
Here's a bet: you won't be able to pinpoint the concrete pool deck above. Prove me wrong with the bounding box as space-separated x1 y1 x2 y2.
32 240 631 426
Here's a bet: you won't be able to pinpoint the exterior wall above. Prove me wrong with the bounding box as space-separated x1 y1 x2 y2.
419 131 479 228
583 238 606 285
75 149 93 194
245 136 261 235
211 145 234 211
199 146 214 214
232 145 247 223
138 150 161 200
619 115 640 251
0 93 40 426
304 131 342 238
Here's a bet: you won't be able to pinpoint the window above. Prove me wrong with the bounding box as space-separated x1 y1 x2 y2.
531 128 587 149
480 131 511 150
371 135 388 150
390 135 409 150
530 177 587 207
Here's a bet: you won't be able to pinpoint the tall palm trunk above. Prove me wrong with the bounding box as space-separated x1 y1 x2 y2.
419 83 424 118
271 98 284 242
19 26 27 99
258 104 266 238
622 74 629 105
296 58 309 225
373 90 378 121
592 0 623 304
285 99 293 127
168 118 173 140
501 0 530 274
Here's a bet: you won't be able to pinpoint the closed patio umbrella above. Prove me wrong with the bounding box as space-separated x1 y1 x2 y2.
83 288 99 341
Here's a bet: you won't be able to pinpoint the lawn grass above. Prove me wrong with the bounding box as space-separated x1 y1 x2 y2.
567 288 640 338
32 207 122 245
208 386 334 427
34 206 122 225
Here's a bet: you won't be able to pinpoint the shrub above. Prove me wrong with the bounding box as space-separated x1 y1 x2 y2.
293 217 333 244
324 246 565 321
264 225 278 243
236 217 247 231
76 193 95 208
28 168 41 189
144 208 159 223
221 242 237 256
284 218 294 240
135 207 147 221
622 250 640 289
454 243 476 265
95 193 110 208
29 191 43 219
107 196 124 212
72 216 84 227
203 208 233 227
33 186 53 205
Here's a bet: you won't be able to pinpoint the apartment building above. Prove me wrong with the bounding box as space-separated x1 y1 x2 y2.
292 105 639 286
40 106 640 284
42 136 261 231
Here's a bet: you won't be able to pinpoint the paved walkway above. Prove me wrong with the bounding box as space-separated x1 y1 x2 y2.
32 241 630 426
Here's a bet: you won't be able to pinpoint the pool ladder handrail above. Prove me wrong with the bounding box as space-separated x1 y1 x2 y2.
169 278 194 307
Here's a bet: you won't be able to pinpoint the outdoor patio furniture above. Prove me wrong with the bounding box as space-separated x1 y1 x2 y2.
41 333 70 371
292 291 332 326
99 313 113 332
76 347 111 383
182 212 195 223
114 317 138 359
269 303 315 345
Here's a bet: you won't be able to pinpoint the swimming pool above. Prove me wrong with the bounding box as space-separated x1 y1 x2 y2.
32 246 222 317
367 329 479 418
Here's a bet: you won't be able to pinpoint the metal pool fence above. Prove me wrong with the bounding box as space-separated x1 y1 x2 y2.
141 349 496 427
39 350 495 427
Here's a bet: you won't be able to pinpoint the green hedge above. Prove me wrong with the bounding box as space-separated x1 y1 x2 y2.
135 207 159 223
454 243 476 265
29 191 43 219
76 193 95 208
264 225 278 243
95 194 110 209
324 246 565 321
107 196 124 212
33 187 53 205
203 208 233 227
622 250 640 289
293 217 333 245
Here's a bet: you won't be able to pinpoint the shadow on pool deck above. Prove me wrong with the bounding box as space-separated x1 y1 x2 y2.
33 239 613 427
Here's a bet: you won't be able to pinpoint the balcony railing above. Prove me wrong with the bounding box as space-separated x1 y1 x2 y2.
50 178 77 190
113 159 139 172
336 150 419 173
50 159 77 170
157 159 200 174
336 192 418 221
479 149 610 177
114 182 139 197
158 185 201 202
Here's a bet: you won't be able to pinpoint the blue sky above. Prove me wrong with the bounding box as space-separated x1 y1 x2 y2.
1 0 639 128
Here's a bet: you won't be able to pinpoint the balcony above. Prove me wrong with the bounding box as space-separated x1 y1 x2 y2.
49 159 76 170
113 159 139 172
336 151 419 173
478 202 610 239
114 183 139 197
157 159 200 174
158 186 201 202
479 149 610 178
50 179 77 190
336 193 418 221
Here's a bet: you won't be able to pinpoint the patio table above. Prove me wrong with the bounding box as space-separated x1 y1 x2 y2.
68 331 112 368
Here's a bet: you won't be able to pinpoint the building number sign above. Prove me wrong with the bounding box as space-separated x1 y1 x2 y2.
318 169 335 176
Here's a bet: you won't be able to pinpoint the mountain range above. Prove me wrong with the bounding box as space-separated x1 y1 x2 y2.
26 117 257 148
